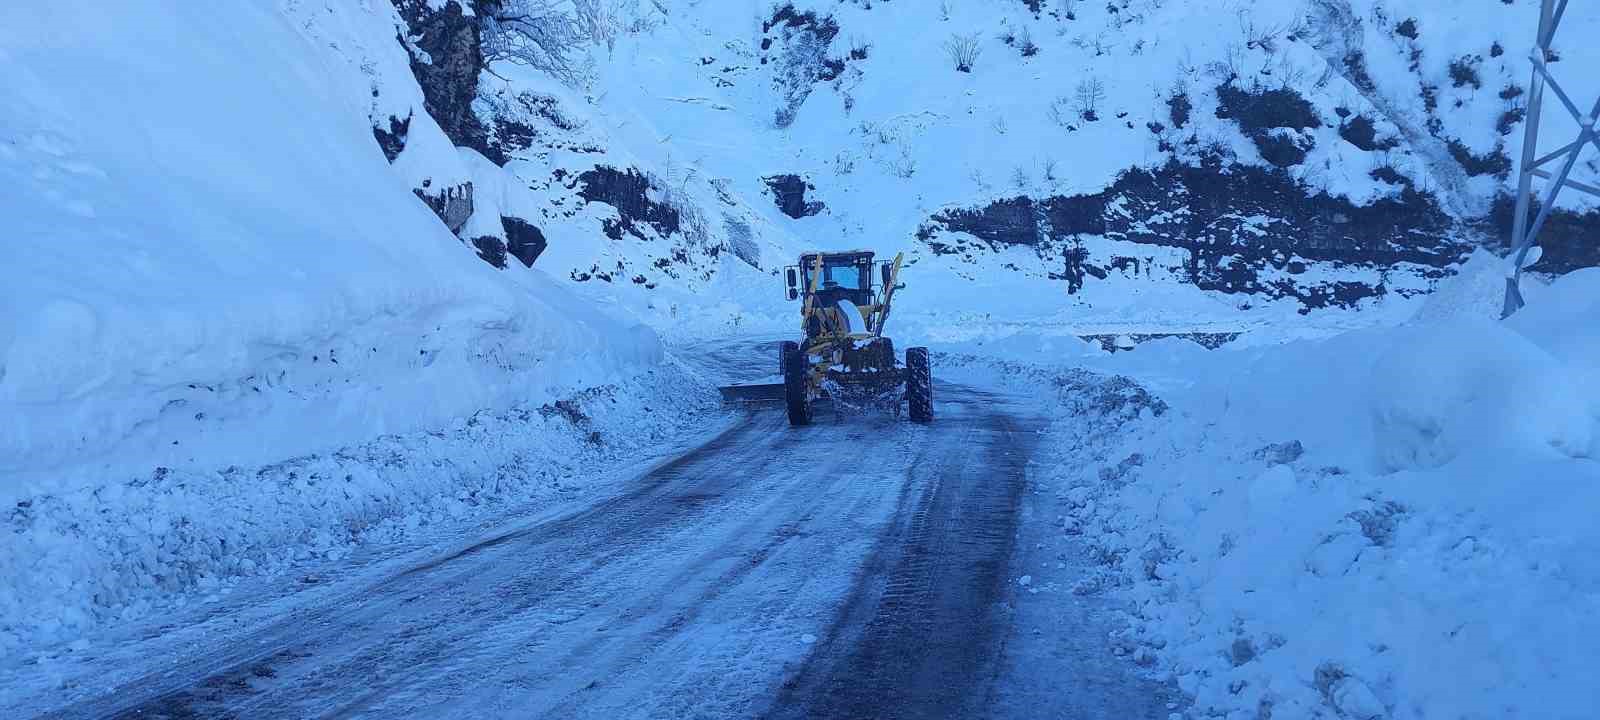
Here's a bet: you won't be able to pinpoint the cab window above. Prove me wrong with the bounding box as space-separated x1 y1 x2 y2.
823 263 862 289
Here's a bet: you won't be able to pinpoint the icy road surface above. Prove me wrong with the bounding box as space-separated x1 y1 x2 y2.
9 340 1173 719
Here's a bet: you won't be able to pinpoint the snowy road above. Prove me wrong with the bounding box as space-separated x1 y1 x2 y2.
11 341 1172 719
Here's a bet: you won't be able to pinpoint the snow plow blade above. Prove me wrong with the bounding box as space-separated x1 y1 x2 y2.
718 383 787 404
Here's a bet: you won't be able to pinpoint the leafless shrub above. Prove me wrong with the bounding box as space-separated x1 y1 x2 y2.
944 32 983 73
833 151 856 175
1206 41 1246 81
574 0 617 54
1018 25 1039 57
1048 95 1076 128
969 168 991 193
482 0 607 87
997 21 1017 46
1284 11 1311 42
890 142 918 178
1011 166 1032 192
1238 9 1285 54
1090 32 1112 56
1074 77 1107 120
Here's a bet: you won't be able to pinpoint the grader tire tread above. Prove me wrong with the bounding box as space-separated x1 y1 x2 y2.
784 346 813 426
906 346 933 423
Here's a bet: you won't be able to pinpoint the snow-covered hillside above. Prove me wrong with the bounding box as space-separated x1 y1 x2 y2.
28 0 1583 502
411 0 1596 334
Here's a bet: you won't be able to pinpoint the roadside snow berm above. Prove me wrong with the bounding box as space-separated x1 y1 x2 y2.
718 251 933 425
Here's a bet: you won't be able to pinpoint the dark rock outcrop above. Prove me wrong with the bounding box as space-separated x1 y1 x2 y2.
763 174 825 218
574 166 680 241
919 158 1467 311
502 215 548 267
470 235 508 268
1215 83 1322 168
922 196 1041 250
393 0 500 162
1337 114 1397 152
373 113 412 162
414 181 474 234
1485 194 1600 274
1446 138 1512 179
761 4 848 127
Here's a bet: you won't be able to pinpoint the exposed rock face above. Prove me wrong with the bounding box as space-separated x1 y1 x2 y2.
919 158 1468 311
393 0 496 161
502 215 548 267
470 235 508 268
925 196 1041 248
372 113 412 163
723 214 762 269
763 174 825 219
414 181 474 234
575 166 680 241
1485 195 1600 275
761 4 847 128
1215 83 1323 168
1337 114 1397 152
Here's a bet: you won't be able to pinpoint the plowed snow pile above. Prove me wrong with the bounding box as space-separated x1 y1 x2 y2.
1024 265 1600 718
0 2 675 652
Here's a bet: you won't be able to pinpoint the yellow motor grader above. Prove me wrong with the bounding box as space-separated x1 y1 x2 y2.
720 250 933 426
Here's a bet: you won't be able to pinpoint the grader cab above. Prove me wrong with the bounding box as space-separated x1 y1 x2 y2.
720 250 933 426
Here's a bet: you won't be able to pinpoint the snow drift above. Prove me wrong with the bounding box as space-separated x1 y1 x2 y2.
0 1 660 500
999 266 1600 718
0 1 683 651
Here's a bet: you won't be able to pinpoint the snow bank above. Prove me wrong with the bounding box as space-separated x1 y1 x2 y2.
0 2 659 500
999 269 1600 717
0 1 705 653
1371 318 1593 471
0 359 724 655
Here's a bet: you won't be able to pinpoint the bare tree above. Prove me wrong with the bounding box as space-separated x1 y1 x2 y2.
1074 77 1106 121
943 32 982 73
1011 166 1032 192
481 0 605 87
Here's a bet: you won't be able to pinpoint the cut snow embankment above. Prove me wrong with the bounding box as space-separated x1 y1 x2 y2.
0 359 729 658
0 3 710 654
947 259 1600 718
0 3 661 498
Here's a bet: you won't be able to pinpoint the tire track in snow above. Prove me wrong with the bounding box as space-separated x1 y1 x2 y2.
763 389 1042 720
31 348 1085 720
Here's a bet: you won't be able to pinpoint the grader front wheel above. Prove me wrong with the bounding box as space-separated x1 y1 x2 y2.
906 346 933 423
778 340 798 375
783 345 813 426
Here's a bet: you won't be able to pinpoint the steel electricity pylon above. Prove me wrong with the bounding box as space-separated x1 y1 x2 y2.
1505 0 1597 317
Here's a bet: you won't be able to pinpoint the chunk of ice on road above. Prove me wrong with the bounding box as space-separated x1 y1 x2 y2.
1018 575 1033 587
800 633 817 644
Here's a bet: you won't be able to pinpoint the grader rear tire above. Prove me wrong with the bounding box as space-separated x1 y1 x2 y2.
778 340 798 376
783 345 813 427
906 347 933 423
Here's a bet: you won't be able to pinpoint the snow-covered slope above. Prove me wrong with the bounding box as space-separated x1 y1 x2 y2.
433 0 1600 337
936 259 1600 718
0 2 666 508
